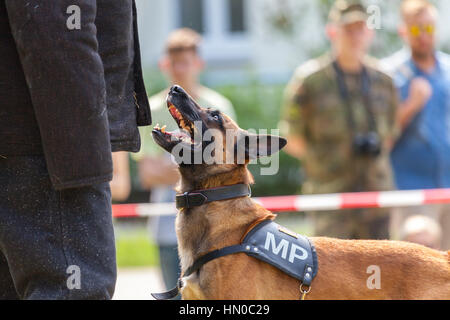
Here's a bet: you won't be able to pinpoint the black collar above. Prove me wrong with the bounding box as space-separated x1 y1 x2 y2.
175 184 251 209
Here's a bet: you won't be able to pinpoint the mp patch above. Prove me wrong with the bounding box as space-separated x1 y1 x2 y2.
242 220 318 286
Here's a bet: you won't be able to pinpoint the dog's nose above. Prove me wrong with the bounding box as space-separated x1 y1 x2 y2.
170 85 186 95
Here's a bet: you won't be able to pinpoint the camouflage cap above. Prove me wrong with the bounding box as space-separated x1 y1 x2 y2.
329 0 368 25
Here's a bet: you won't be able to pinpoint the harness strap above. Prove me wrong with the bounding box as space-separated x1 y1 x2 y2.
151 218 318 300
150 215 274 300
185 244 249 277
151 245 248 300
176 184 251 209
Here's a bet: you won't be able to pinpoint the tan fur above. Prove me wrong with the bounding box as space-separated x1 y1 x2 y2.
175 155 450 300
158 86 450 300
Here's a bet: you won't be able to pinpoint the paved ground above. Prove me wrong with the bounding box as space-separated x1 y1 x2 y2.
113 267 165 300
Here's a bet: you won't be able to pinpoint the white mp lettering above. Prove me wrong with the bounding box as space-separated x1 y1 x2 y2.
289 243 308 262
264 232 289 259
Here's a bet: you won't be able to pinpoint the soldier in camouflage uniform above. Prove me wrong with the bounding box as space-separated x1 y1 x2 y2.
279 0 399 239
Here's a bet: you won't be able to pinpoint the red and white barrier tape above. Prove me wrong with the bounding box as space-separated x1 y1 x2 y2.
112 188 450 218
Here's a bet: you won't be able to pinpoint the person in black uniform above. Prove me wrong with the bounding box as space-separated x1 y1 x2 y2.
0 0 151 299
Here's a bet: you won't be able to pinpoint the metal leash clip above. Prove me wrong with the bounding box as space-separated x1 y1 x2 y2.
300 283 311 300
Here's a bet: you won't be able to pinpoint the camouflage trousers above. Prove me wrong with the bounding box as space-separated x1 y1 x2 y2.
311 207 391 240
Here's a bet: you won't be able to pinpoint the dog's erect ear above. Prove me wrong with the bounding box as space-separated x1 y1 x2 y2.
235 131 287 161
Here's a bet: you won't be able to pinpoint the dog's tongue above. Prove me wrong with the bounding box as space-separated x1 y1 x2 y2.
172 131 189 139
172 130 193 143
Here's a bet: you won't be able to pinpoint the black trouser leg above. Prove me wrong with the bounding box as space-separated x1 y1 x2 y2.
0 250 19 300
0 155 117 300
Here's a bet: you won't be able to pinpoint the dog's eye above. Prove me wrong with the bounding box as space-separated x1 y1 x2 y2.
210 111 221 122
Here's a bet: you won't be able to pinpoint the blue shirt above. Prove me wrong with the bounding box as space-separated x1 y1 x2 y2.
384 50 450 189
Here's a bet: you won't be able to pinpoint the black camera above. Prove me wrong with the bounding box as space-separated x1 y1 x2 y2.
353 132 381 157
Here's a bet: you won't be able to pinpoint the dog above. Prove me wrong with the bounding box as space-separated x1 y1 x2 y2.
152 85 450 300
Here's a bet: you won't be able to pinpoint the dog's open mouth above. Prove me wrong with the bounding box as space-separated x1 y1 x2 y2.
152 101 196 148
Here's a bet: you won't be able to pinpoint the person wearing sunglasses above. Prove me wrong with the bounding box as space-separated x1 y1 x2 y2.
383 0 450 250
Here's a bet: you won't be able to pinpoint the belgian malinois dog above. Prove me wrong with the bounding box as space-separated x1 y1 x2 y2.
152 85 450 300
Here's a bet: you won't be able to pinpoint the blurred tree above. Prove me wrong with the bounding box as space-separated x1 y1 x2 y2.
262 0 405 59
217 82 302 196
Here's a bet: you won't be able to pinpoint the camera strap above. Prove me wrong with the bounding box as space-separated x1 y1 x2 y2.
332 61 378 135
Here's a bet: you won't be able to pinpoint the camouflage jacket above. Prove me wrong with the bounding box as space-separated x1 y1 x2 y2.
280 54 399 194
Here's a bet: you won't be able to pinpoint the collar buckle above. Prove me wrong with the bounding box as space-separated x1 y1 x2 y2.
176 192 208 209
176 184 251 210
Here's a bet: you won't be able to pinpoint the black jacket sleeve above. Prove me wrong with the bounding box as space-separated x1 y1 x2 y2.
96 0 152 153
5 0 113 190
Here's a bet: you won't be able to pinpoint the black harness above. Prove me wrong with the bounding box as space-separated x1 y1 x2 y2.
151 184 319 300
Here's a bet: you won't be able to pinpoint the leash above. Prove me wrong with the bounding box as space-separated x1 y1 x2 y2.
175 183 251 209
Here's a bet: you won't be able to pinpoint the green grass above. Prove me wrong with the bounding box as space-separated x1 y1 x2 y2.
115 228 159 268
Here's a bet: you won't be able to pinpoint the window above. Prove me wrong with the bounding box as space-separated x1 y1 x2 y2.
173 0 250 62
178 0 204 34
228 0 246 33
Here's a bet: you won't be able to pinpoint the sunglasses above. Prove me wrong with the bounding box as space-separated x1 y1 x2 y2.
409 24 435 37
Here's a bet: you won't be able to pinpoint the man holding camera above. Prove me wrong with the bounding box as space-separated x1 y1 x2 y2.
280 0 399 239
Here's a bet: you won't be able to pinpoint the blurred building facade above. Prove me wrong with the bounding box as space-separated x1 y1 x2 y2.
135 0 450 86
